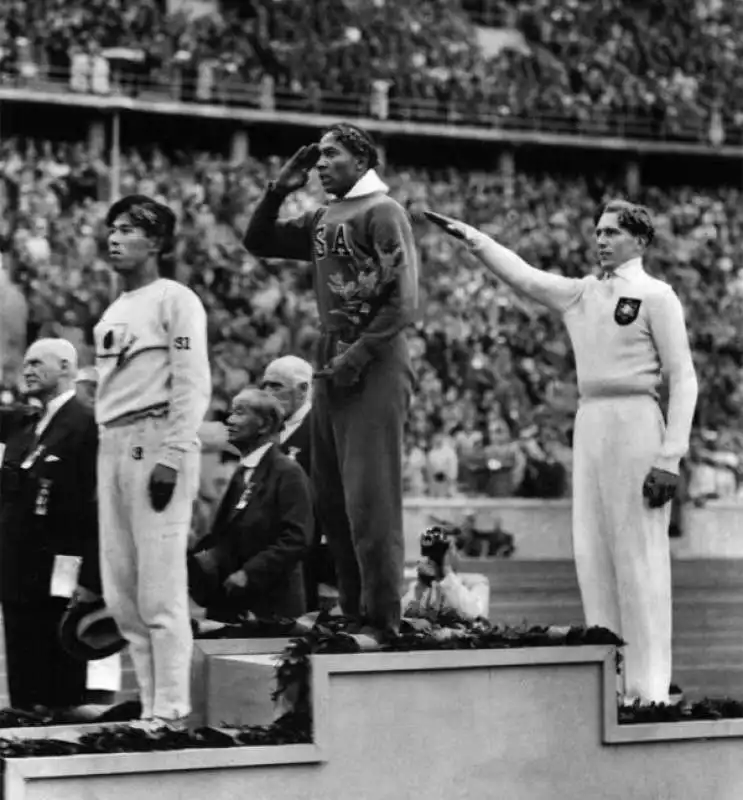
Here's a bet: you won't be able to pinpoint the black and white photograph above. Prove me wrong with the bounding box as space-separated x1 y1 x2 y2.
0 0 739 796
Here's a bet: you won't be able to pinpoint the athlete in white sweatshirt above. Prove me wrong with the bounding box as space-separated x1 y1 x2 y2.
95 195 211 726
427 201 698 706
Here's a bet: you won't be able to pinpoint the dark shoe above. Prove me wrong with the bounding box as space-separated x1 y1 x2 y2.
51 705 111 724
96 700 143 722
85 690 117 706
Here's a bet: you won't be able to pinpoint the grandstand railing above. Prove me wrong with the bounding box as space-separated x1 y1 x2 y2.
0 66 739 154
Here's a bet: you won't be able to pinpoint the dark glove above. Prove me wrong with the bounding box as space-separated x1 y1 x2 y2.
642 467 679 509
149 463 177 512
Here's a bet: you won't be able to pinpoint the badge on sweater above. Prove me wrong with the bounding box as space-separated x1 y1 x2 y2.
614 297 642 326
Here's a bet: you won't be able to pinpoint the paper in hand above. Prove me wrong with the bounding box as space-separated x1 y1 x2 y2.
50 554 83 598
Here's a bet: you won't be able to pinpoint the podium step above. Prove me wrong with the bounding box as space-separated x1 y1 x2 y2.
207 653 282 728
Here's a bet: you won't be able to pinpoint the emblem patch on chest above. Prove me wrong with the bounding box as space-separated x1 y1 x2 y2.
100 323 129 352
614 297 642 326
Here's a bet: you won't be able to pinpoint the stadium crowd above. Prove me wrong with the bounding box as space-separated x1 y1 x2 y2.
0 0 741 140
1 134 742 502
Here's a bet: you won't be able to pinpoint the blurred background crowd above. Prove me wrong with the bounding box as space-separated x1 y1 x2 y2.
1 132 742 505
0 0 741 142
0 0 740 503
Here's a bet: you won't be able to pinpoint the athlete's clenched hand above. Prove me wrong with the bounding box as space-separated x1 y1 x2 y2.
149 463 178 512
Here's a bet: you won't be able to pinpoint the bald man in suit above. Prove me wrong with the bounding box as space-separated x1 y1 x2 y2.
0 339 100 717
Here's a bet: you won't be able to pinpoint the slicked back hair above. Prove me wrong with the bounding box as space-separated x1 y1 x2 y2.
594 199 655 247
234 388 285 437
322 123 379 170
106 194 177 274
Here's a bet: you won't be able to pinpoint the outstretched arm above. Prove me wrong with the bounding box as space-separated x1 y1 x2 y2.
425 211 583 313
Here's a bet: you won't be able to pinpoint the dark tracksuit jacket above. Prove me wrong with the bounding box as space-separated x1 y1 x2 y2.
243 169 419 632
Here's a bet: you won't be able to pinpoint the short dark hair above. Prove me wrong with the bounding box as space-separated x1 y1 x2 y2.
106 195 177 273
322 123 379 169
594 199 655 247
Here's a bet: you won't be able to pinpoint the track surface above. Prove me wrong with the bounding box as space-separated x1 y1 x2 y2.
0 559 740 706
479 559 743 700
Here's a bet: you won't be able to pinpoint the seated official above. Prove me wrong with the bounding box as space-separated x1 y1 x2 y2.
402 528 489 621
188 388 313 621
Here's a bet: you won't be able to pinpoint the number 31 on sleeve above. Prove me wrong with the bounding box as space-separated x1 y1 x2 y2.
174 337 191 350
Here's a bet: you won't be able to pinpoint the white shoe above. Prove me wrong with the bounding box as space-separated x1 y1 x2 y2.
127 718 168 733
127 716 189 733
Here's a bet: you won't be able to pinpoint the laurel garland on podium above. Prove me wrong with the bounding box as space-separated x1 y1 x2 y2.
0 612 741 759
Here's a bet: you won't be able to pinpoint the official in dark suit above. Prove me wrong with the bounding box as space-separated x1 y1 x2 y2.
0 339 100 715
260 355 338 611
188 388 312 620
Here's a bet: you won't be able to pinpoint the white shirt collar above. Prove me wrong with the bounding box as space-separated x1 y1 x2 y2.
240 441 273 470
36 389 75 436
280 401 311 444
613 256 644 280
340 169 389 200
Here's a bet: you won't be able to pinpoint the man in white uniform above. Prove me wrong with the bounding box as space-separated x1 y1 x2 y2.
426 200 698 705
95 195 211 727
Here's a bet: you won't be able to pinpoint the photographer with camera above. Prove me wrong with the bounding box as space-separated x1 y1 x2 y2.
401 527 489 621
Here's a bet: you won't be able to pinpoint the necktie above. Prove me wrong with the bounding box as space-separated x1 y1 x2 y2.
224 465 248 510
21 406 45 460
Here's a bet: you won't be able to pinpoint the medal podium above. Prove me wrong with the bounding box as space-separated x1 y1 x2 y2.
4 633 743 799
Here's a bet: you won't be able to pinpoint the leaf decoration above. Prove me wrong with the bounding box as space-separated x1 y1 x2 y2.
0 613 738 759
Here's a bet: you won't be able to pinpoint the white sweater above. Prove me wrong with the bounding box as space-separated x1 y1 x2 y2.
94 278 211 471
469 234 698 474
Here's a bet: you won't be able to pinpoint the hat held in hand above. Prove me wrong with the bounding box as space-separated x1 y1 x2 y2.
59 593 126 662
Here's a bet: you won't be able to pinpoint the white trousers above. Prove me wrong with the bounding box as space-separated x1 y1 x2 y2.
98 417 200 720
572 396 672 704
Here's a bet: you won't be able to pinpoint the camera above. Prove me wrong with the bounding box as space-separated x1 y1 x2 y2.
419 526 452 567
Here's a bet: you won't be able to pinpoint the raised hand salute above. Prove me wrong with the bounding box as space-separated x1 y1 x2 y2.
273 144 321 195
